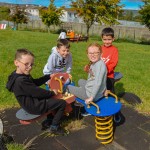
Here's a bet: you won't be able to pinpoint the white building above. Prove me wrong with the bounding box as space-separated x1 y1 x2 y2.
24 5 39 17
60 8 83 23
9 4 41 20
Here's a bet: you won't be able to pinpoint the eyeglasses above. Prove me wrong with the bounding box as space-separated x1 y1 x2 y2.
18 60 35 68
88 52 100 56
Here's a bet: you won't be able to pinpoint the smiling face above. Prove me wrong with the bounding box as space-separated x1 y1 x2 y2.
87 45 101 63
57 46 70 58
14 54 34 75
102 35 114 47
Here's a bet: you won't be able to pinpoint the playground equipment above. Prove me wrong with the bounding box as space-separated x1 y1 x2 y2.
16 72 129 144
76 91 121 144
16 73 75 125
74 72 123 144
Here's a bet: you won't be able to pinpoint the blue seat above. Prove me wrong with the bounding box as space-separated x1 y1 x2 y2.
75 96 121 117
114 72 123 82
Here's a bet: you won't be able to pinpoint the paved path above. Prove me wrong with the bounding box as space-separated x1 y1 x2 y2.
2 105 150 150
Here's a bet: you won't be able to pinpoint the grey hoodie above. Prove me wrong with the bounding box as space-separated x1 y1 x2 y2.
85 60 107 101
43 47 72 75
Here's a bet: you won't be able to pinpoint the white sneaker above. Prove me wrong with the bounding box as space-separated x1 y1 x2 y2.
81 112 91 117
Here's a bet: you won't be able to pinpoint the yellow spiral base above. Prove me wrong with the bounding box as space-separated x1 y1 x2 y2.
95 116 113 144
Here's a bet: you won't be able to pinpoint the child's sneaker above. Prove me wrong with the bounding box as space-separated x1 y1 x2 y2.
41 119 52 130
49 125 69 136
81 112 91 117
114 112 121 123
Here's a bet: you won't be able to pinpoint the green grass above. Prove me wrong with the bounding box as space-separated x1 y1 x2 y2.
0 29 150 114
6 143 24 150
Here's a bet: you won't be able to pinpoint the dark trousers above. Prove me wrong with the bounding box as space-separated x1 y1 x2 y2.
107 77 115 93
46 98 66 126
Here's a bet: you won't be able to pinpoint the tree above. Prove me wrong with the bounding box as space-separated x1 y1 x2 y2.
0 6 10 21
9 6 28 30
71 0 123 36
118 10 142 22
139 0 150 30
40 0 64 32
124 10 134 21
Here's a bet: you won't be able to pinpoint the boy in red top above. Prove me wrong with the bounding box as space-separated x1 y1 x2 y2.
101 27 118 93
101 28 121 122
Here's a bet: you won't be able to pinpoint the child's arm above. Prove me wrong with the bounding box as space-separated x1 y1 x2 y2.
46 54 56 74
17 76 56 99
106 48 118 76
53 89 58 95
84 64 90 73
43 53 55 75
32 74 50 86
85 97 93 104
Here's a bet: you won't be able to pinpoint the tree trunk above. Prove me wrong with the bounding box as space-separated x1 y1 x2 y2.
16 24 18 30
86 26 90 36
48 26 50 33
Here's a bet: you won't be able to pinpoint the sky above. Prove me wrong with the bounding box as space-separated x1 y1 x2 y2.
0 0 144 10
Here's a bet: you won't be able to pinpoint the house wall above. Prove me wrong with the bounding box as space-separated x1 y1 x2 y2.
60 10 82 23
25 8 39 16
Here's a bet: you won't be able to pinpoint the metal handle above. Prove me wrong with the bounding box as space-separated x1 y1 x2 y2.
55 77 63 93
107 91 118 103
87 101 100 114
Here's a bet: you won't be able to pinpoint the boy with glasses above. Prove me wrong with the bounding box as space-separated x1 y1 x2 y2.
6 49 67 135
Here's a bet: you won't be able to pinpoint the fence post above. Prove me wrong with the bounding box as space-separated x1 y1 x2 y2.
118 28 120 39
134 29 135 41
81 24 82 34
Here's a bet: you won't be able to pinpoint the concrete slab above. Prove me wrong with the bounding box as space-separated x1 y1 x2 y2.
55 126 101 150
114 105 150 139
115 127 150 150
1 104 150 150
32 136 67 150
139 122 150 133
97 141 127 150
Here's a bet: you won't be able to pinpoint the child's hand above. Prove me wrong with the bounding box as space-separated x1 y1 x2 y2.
104 90 110 97
53 89 58 95
85 97 93 104
68 74 72 79
50 74 55 79
84 65 90 73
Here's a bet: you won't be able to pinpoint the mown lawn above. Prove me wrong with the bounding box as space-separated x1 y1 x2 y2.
0 29 150 114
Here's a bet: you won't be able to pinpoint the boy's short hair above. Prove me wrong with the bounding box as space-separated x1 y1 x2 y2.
101 27 114 38
15 49 34 60
57 39 70 49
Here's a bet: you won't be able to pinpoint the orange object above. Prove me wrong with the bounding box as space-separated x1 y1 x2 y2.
67 30 75 39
